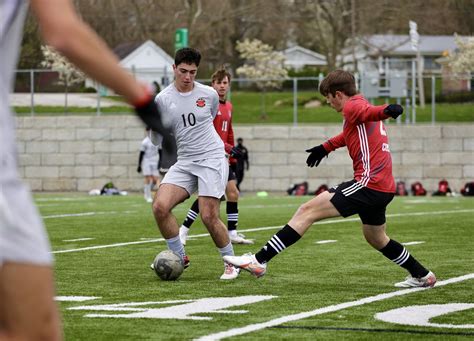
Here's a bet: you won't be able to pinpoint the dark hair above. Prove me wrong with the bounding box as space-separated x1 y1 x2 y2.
174 47 201 67
319 70 357 97
211 67 231 83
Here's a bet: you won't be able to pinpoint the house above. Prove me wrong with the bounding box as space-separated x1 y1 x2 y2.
86 40 174 94
342 34 465 74
281 45 327 70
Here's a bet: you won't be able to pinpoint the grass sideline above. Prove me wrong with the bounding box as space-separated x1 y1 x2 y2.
35 193 474 340
15 91 474 123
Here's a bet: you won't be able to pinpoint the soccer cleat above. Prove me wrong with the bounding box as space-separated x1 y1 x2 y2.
220 262 241 280
223 253 267 278
230 233 254 245
394 271 437 288
179 226 189 246
151 254 190 270
146 197 153 203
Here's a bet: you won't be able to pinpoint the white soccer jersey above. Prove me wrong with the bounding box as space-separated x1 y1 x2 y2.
140 136 159 163
155 82 224 161
1 0 28 182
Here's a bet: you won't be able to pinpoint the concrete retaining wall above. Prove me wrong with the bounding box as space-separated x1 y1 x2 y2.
15 116 474 194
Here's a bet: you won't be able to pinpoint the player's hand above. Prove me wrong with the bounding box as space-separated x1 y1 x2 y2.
230 146 242 158
133 94 176 155
137 166 142 173
305 144 328 167
384 104 403 119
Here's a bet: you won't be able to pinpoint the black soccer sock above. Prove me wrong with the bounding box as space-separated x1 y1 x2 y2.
379 239 429 278
226 201 238 232
182 199 200 229
255 224 301 264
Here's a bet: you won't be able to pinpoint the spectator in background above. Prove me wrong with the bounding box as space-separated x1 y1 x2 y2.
138 128 160 203
233 137 249 190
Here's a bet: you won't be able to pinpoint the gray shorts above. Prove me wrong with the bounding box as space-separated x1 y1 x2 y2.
0 179 53 267
161 157 228 198
142 158 159 176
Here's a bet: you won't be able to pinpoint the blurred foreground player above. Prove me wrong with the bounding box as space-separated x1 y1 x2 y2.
0 0 171 339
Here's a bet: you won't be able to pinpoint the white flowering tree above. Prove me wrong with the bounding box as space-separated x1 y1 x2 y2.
447 34 474 74
41 45 86 109
236 39 288 119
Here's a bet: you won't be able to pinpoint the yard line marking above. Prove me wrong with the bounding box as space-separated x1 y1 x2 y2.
402 241 425 246
195 273 474 341
43 210 136 219
51 208 474 254
63 238 94 242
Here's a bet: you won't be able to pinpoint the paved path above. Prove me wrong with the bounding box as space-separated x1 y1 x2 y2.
10 93 126 107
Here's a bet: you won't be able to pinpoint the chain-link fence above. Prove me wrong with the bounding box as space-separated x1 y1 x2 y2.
12 68 473 123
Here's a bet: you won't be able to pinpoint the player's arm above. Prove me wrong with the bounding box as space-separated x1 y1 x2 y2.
137 151 144 173
345 99 403 123
306 132 345 168
226 118 241 158
29 0 170 138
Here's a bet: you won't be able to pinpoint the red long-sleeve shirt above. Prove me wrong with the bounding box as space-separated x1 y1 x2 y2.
322 95 395 193
213 100 237 165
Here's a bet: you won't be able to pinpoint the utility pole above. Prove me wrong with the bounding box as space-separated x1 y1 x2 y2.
409 21 425 108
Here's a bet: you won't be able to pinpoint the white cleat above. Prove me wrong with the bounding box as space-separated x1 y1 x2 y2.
146 198 153 203
394 271 437 288
223 253 267 278
220 262 241 280
179 226 189 246
230 233 254 245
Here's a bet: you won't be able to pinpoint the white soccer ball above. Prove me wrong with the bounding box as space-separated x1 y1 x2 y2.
153 250 184 281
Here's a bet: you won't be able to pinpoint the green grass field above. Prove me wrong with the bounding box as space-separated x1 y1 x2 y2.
15 91 474 123
36 193 474 340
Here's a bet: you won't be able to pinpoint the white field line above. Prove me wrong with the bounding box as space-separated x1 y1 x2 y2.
195 273 474 341
51 209 473 254
63 238 95 242
43 210 136 219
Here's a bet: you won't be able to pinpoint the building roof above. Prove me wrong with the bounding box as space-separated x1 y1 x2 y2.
113 41 143 60
281 45 327 68
359 34 463 56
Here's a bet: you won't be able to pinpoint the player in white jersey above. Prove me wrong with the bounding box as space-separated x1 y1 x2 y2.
151 48 240 280
138 128 161 202
0 0 172 339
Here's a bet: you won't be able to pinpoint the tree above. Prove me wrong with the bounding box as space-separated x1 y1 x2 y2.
447 34 474 74
41 45 86 110
236 39 288 119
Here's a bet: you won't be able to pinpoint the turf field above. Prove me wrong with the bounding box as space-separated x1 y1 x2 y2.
36 193 473 340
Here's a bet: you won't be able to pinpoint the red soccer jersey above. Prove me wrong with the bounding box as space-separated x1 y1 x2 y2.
213 100 236 164
322 95 395 193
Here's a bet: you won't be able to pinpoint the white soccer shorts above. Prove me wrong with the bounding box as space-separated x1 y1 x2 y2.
142 158 159 176
0 179 53 267
161 157 228 198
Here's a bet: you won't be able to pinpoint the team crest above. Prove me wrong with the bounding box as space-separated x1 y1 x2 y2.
196 98 206 107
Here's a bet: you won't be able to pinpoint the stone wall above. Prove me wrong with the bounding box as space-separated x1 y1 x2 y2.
15 116 474 194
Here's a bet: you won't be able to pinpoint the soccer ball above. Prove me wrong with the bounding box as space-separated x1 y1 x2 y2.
153 250 184 281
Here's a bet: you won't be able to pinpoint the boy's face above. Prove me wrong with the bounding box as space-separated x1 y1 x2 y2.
212 76 230 100
173 63 198 91
326 91 345 112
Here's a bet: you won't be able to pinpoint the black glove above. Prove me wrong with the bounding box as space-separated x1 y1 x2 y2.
305 144 328 167
384 104 403 119
137 166 142 173
134 96 176 155
230 146 242 158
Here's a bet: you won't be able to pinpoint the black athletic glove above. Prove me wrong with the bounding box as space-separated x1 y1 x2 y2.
137 166 142 173
230 146 242 158
305 144 328 167
134 95 176 156
384 104 403 119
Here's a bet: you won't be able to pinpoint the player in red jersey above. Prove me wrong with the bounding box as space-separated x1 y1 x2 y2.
225 70 436 288
179 68 252 278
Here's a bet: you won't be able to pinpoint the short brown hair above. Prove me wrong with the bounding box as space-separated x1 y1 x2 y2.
319 70 357 97
211 67 231 83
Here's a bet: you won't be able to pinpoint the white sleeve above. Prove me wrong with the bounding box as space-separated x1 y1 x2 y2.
140 138 147 151
210 89 219 119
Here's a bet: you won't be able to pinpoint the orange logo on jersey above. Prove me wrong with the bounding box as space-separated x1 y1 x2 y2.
196 98 206 107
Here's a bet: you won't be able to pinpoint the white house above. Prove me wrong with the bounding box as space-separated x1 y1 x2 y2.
86 40 174 94
281 45 327 70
